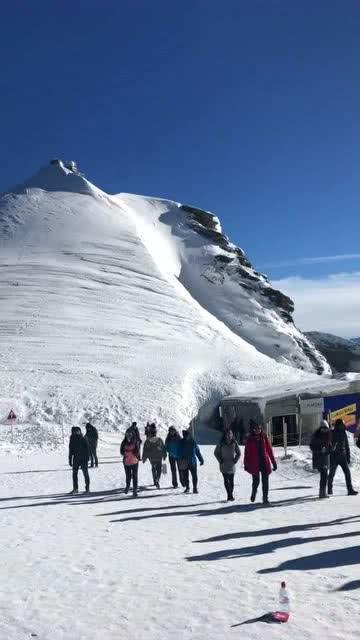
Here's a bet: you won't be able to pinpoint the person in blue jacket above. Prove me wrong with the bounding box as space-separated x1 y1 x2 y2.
165 426 182 488
178 429 204 494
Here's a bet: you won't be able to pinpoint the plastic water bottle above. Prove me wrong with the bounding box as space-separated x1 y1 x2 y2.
279 581 290 614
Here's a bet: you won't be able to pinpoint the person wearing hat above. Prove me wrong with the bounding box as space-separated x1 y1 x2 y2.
310 419 332 498
142 423 167 488
85 422 99 468
244 422 276 504
328 419 358 496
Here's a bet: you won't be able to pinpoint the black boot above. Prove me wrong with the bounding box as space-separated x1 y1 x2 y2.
348 488 358 496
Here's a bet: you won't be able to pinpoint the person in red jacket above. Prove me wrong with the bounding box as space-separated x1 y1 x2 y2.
244 422 277 504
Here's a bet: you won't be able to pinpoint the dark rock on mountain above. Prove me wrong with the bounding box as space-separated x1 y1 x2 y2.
306 332 360 373
180 203 329 375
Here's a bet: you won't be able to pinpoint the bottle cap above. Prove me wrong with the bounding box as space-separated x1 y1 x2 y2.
281 581 286 588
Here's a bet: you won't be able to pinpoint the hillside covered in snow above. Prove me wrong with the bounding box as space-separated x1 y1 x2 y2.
0 161 329 441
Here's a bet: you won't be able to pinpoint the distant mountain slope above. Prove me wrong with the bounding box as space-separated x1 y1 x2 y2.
306 331 360 373
0 161 326 439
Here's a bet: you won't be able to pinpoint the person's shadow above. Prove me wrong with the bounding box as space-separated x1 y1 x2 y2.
231 612 285 626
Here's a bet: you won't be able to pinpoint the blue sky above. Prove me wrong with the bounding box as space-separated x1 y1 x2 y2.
1 1 360 335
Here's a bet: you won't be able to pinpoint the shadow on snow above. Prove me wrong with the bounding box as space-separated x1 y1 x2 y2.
186 530 360 562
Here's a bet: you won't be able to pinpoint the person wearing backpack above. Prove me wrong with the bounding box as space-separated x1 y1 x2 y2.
120 429 141 497
214 429 241 501
142 424 167 488
68 427 90 494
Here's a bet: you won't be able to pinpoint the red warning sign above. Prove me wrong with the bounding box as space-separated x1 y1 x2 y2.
7 410 16 421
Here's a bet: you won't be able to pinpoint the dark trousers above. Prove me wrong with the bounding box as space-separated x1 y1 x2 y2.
328 457 352 492
182 465 198 491
125 464 138 492
319 467 328 495
169 456 179 487
151 461 162 486
88 440 98 467
88 439 99 467
252 471 269 502
223 473 234 499
73 461 90 491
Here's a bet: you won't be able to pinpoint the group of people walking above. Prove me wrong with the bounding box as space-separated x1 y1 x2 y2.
214 421 277 503
310 418 358 498
119 423 204 497
67 417 277 503
118 420 277 503
67 415 359 502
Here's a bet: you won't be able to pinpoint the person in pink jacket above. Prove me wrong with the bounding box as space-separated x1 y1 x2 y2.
120 430 141 497
244 422 277 504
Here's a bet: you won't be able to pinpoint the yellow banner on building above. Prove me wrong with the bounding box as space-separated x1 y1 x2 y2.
343 414 356 428
330 404 356 422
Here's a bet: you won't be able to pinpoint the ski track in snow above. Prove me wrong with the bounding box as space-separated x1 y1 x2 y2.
0 442 359 640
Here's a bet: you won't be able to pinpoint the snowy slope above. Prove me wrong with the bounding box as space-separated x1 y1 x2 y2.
0 162 324 440
116 194 329 374
0 442 360 640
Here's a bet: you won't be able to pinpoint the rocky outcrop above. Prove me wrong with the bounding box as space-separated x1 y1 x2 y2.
180 203 329 375
306 332 360 373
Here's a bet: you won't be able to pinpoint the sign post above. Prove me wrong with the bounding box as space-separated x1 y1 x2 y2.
283 418 288 457
298 414 303 447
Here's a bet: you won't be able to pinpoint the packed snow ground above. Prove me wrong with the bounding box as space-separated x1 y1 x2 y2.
1 438 360 640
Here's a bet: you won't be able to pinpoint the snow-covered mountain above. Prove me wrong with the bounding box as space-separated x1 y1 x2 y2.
306 331 360 373
0 161 328 440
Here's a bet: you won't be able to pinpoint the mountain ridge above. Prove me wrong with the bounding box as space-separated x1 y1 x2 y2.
306 331 360 373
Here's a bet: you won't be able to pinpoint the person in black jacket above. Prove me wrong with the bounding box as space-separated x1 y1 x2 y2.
126 422 142 447
310 420 332 498
144 422 151 438
85 422 99 468
69 427 90 494
328 419 358 496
